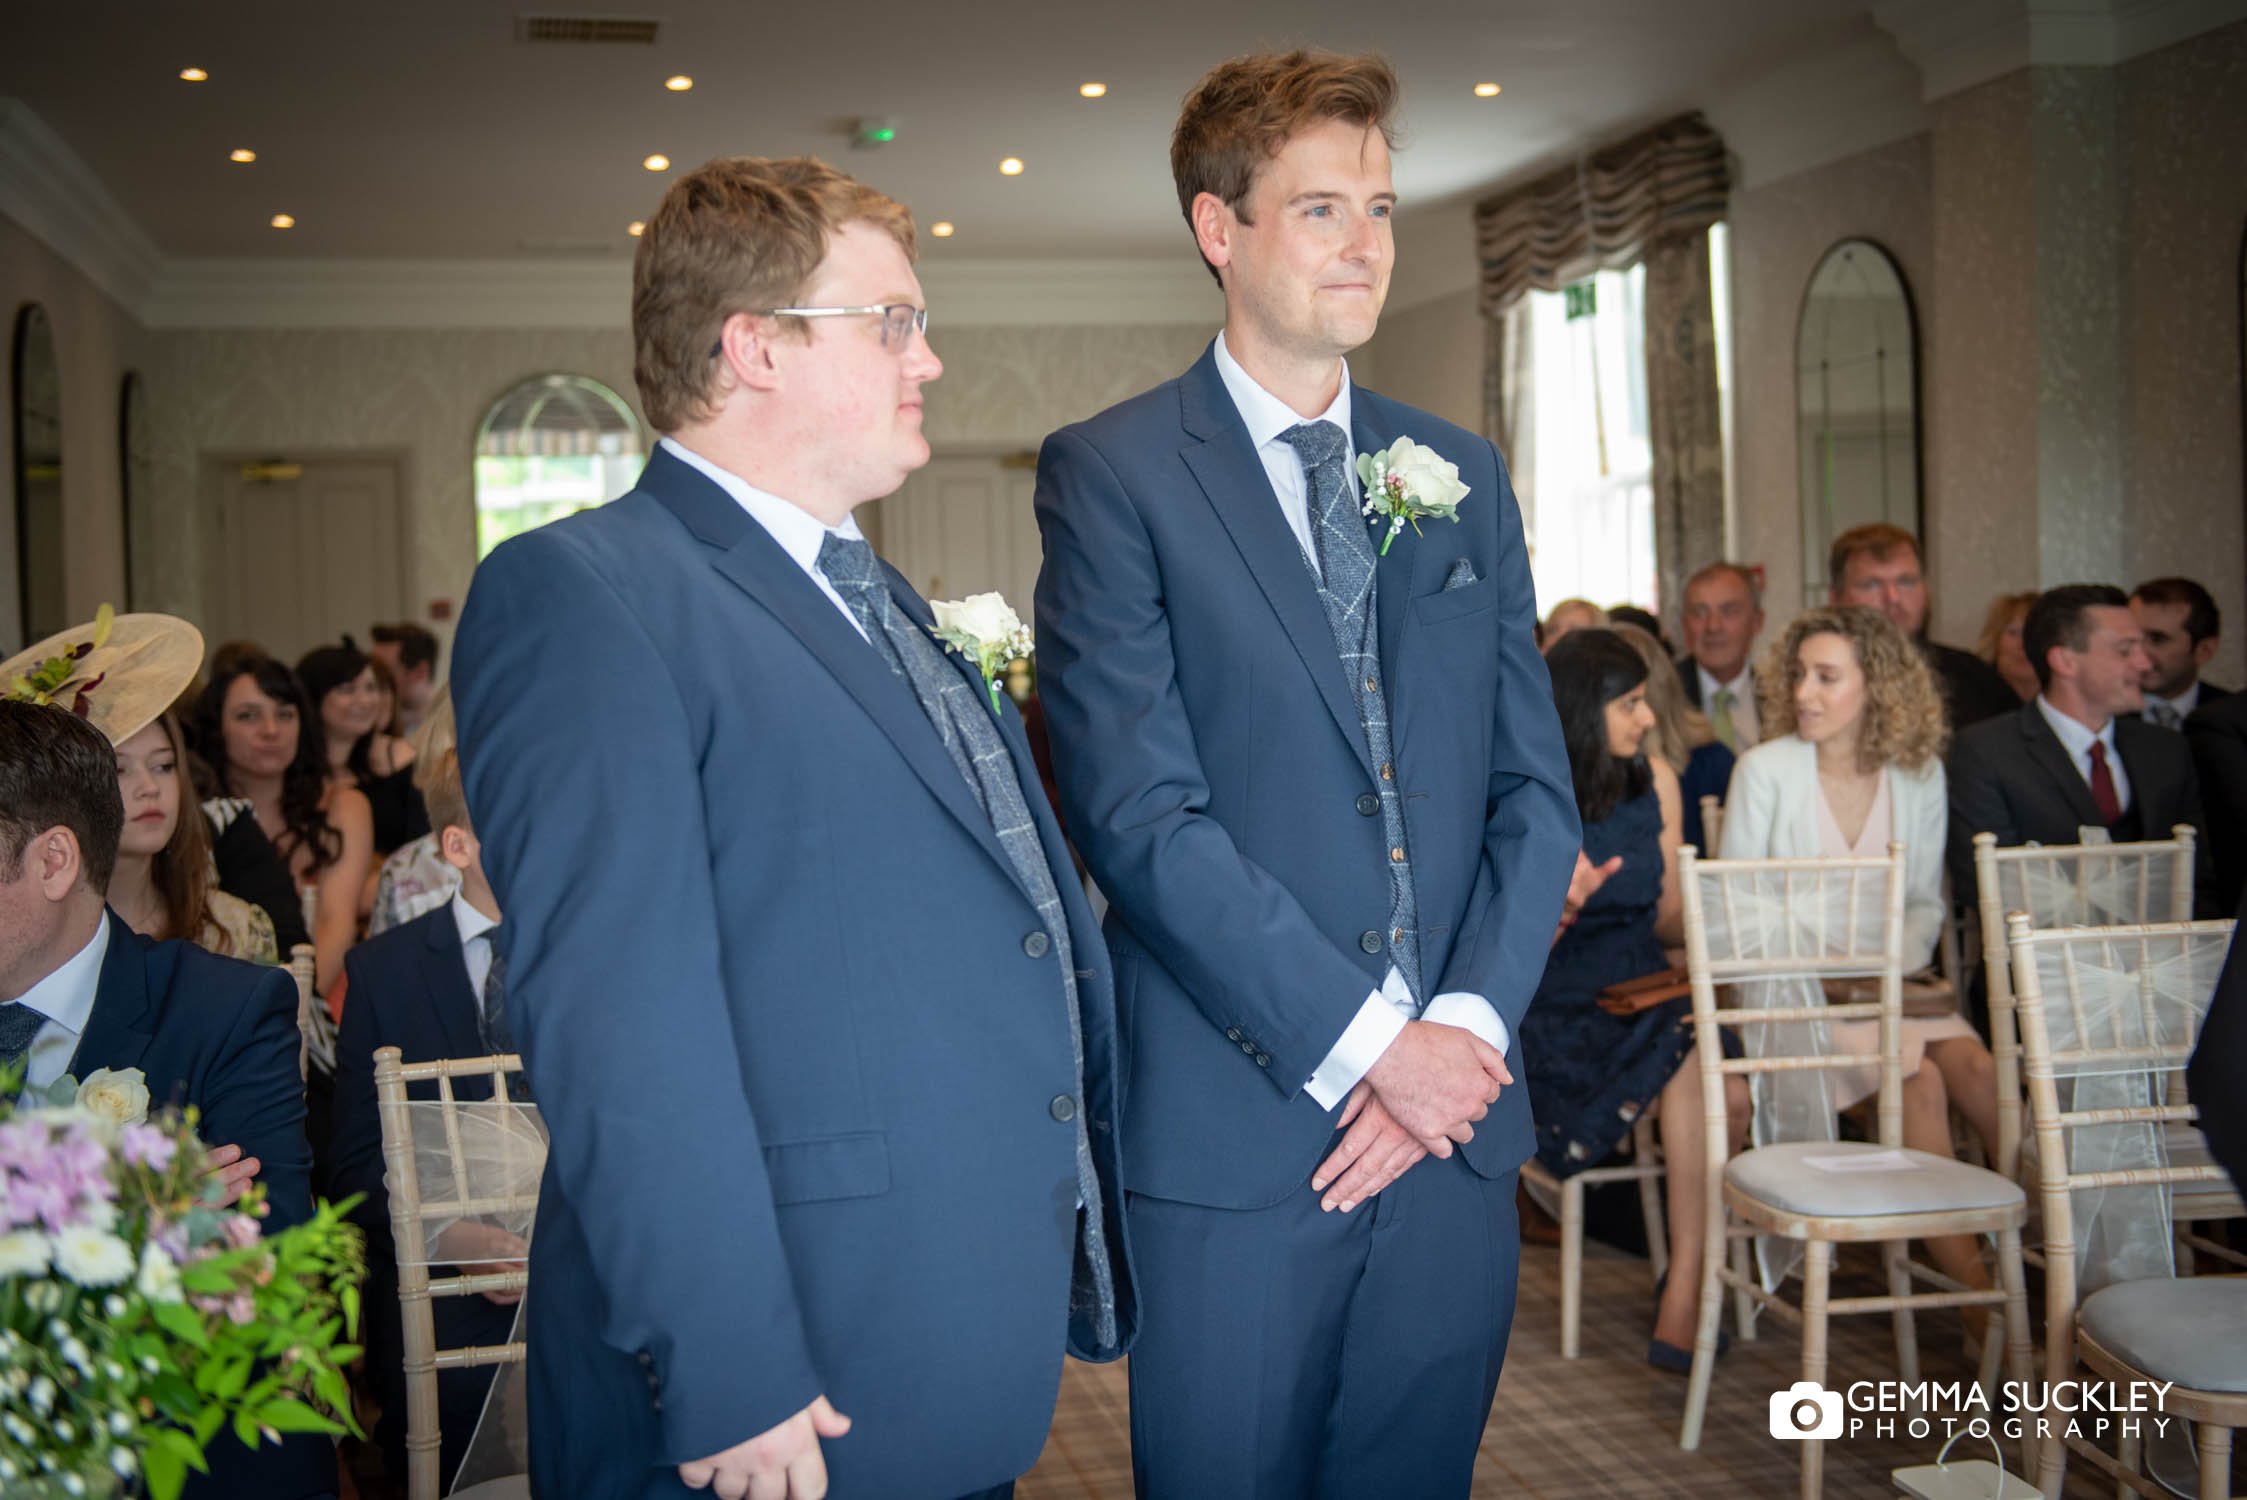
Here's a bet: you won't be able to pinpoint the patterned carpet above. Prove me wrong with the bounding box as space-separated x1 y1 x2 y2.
1020 1235 2223 1498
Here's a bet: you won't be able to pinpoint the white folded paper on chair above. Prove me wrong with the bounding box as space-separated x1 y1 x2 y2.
1802 1149 1923 1174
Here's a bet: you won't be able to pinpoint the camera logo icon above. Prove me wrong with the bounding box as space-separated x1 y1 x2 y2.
1769 1381 1844 1440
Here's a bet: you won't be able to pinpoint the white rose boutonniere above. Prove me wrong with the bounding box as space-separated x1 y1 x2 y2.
1356 436 1471 556
929 592 1035 714
74 1067 151 1130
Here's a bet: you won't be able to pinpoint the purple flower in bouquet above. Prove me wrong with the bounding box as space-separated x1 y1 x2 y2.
120 1122 176 1172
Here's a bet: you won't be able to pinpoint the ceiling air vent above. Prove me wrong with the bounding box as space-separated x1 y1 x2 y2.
518 14 661 44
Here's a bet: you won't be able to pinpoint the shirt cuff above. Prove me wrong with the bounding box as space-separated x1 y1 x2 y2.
1422 992 1509 1058
1304 991 1408 1110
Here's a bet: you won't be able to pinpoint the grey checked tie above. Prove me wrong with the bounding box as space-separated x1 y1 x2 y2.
815 528 1119 1349
477 939 533 1101
1278 421 1424 1007
2145 702 2181 731
0 1003 49 1102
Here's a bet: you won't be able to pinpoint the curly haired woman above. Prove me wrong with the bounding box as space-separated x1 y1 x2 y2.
1720 605 2000 1312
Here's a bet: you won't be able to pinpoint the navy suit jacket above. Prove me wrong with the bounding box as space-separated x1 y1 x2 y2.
1032 344 1580 1208
77 914 329 1500
329 905 515 1479
451 446 1133 1499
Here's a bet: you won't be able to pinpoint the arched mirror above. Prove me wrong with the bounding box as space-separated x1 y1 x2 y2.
1796 240 1921 609
119 371 151 609
472 373 643 560
12 304 64 645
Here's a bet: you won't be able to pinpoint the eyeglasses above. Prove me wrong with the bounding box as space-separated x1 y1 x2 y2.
709 303 930 358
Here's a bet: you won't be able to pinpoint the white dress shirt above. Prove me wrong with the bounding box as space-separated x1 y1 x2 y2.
1695 663 1761 750
2140 682 2201 729
450 891 502 1021
1211 335 1508 1108
660 436 871 641
2036 695 2133 814
15 914 110 1097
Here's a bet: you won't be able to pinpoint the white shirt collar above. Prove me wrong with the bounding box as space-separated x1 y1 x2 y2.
1697 662 1752 700
2036 694 2117 760
1213 332 1353 451
2143 682 2200 721
17 912 109 1037
659 436 865 569
449 889 498 950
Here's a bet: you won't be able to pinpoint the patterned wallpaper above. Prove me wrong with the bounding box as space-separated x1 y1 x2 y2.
138 320 1216 658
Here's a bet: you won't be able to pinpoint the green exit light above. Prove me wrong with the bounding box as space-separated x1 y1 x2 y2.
854 118 902 148
870 126 897 142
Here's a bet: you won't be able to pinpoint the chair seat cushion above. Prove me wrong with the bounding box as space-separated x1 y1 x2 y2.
1726 1142 2025 1218
2078 1277 2247 1393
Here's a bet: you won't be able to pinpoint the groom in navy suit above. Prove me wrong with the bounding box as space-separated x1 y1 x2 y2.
1034 52 1578 1497
452 155 1130 1500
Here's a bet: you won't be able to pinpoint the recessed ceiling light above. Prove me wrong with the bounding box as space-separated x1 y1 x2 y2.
1473 82 1502 97
228 148 256 164
179 67 208 82
643 153 671 171
1079 82 1107 98
999 157 1024 176
270 214 295 229
628 220 646 237
664 74 693 92
930 221 955 238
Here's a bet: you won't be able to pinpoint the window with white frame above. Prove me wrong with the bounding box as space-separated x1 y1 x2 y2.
473 374 644 560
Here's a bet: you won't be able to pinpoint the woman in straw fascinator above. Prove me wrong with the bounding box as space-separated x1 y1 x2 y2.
2 609 277 961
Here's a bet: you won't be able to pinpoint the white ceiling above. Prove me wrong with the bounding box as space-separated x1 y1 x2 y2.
2 0 1881 262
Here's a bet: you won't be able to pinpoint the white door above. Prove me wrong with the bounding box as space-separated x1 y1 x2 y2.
863 453 1041 627
207 455 408 661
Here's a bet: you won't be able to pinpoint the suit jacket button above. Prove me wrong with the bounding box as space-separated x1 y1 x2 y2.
1225 1027 1244 1043
1255 1053 1271 1068
1239 1039 1257 1055
1050 1094 1077 1123
1356 793 1380 816
637 1351 653 1368
1359 930 1382 954
1023 931 1051 958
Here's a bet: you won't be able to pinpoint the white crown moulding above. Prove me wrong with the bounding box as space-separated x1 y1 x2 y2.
0 99 165 312
1872 0 2247 102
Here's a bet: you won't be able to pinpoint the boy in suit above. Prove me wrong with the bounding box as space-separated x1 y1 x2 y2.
330 694 522 1490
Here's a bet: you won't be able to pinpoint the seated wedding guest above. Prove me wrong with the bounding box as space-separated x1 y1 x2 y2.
1521 629 1750 1371
369 621 440 739
1830 523 2016 730
195 652 374 995
1542 596 1609 652
0 699 331 1500
1608 603 1670 653
198 794 312 956
114 711 278 963
1974 590 2041 705
1614 623 1734 852
331 690 519 1490
1679 560 1766 751
1948 585 2212 906
2130 576 2229 728
1722 605 2002 1310
2186 689 2247 913
297 639 429 858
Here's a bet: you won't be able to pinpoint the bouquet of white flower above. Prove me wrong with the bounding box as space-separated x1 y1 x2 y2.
0 1067 363 1499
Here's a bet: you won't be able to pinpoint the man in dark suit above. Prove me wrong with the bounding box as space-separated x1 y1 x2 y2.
1948 585 2211 903
2130 576 2230 729
329 702 519 1490
2187 898 2247 1194
1033 52 1578 1497
1678 560 1766 751
452 155 1129 1500
0 699 327 1499
1829 523 2017 731
2185 688 2247 913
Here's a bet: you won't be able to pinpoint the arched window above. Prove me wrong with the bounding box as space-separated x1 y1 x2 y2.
473 374 644 559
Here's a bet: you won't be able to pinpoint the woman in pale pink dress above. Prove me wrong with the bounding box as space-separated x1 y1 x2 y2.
1720 605 2001 1313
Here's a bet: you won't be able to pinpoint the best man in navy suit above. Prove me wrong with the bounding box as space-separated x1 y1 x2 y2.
1033 53 1579 1498
451 156 1131 1500
0 700 327 1500
329 716 520 1490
